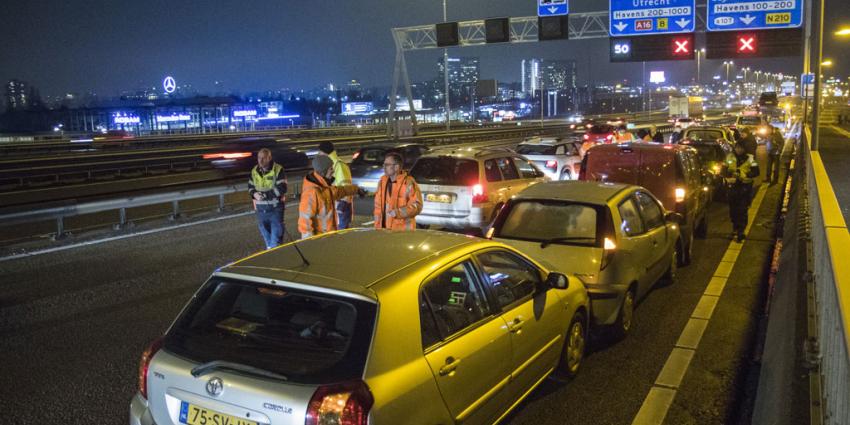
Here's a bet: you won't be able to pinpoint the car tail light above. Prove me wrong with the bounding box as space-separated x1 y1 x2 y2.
583 134 590 141
601 237 617 270
545 160 558 170
305 381 374 425
675 187 686 203
352 151 361 160
472 183 488 204
202 152 252 160
606 134 614 143
138 337 164 399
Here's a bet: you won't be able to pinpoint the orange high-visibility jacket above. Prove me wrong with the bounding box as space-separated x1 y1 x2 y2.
298 172 360 238
373 173 423 230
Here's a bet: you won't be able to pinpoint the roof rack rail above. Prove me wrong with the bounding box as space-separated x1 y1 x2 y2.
473 147 515 157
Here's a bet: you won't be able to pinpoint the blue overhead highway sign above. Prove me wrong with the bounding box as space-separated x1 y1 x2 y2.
707 0 804 32
609 0 696 37
538 0 568 17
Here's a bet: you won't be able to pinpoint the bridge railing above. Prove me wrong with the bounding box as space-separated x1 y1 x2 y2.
804 125 850 424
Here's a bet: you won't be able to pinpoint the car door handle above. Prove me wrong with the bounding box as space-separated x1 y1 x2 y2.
439 357 461 376
507 318 525 333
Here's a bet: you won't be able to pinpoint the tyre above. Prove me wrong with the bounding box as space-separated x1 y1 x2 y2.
695 215 708 239
612 289 635 340
678 231 693 266
659 249 678 286
557 311 587 379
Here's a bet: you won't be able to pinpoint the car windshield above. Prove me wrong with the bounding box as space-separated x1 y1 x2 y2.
738 116 763 125
685 130 723 142
410 157 479 185
516 144 557 155
163 278 377 385
497 200 601 247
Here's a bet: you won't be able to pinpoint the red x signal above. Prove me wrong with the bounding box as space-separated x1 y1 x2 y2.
738 35 757 53
673 38 691 55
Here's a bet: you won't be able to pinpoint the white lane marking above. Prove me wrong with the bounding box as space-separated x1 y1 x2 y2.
631 184 768 425
362 221 375 226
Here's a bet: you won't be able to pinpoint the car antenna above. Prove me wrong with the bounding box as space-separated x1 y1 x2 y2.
284 231 310 266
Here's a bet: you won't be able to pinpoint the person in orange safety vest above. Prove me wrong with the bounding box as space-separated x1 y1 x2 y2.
299 155 363 239
373 152 423 230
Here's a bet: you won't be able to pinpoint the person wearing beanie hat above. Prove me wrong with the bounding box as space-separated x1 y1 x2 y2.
298 154 363 239
317 141 355 229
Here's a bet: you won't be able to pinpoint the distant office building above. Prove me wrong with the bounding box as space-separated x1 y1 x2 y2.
521 59 577 96
4 80 30 112
437 56 480 104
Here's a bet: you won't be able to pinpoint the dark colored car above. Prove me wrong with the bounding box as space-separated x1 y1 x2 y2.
679 137 733 200
350 143 430 192
579 143 711 265
203 137 310 172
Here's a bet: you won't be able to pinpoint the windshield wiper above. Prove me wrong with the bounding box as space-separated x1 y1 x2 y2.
191 360 288 381
540 237 594 248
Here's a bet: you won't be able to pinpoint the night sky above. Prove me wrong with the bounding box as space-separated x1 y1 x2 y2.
1 0 848 98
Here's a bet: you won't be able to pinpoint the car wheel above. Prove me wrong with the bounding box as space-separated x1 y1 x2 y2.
559 169 572 181
557 312 587 379
695 215 708 239
660 249 678 286
612 289 635 339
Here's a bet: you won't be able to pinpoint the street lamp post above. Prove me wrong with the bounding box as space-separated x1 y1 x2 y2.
696 48 705 86
723 61 734 83
442 0 450 132
743 67 750 97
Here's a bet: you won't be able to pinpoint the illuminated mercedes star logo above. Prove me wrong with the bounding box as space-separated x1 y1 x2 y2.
205 377 223 397
163 76 177 94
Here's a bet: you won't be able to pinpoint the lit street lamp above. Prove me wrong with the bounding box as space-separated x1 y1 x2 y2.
723 61 734 83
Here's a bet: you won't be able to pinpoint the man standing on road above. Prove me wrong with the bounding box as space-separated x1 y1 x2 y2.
298 155 363 239
317 141 354 229
725 143 760 242
766 126 783 185
249 148 287 249
739 127 758 157
374 152 423 230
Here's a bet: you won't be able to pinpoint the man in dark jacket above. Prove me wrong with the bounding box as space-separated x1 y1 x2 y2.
766 126 784 185
739 127 758 157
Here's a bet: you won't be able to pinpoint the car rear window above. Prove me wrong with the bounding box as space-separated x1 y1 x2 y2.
353 148 386 165
691 144 726 162
497 200 602 247
163 278 377 385
589 125 613 134
410 157 479 186
684 130 723 142
516 144 557 155
738 116 763 126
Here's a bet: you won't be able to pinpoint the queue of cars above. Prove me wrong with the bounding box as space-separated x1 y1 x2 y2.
132 119 750 425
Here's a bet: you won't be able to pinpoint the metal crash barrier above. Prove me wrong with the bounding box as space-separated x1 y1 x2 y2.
803 125 850 424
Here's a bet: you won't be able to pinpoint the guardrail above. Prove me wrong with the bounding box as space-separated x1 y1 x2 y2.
0 180 305 239
803 125 850 424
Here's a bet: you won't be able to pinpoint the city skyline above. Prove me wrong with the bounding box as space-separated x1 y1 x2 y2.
3 0 845 100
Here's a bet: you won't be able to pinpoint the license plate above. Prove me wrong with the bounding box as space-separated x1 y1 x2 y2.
179 402 257 425
426 193 453 203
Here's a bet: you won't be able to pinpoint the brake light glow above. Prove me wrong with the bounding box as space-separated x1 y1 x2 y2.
606 135 614 142
352 151 360 160
306 381 374 425
675 188 686 203
545 160 558 169
472 183 488 204
138 337 164 399
202 152 252 160
583 134 590 141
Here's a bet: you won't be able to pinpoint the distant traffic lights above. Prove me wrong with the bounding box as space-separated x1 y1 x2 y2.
706 29 802 58
485 18 511 43
538 16 569 41
435 22 460 47
610 33 695 63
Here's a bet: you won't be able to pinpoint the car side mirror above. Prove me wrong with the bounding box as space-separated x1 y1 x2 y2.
665 211 684 224
545 272 569 290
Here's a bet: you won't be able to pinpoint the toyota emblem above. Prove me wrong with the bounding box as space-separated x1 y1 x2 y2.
206 377 224 397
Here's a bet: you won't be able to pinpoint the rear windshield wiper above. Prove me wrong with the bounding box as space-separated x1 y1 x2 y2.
540 237 595 248
191 360 288 381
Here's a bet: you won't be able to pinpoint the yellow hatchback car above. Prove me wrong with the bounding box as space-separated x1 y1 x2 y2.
131 229 590 425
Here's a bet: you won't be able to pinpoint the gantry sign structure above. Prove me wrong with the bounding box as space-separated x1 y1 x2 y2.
386 2 801 138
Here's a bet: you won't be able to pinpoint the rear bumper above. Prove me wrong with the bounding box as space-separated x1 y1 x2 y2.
417 206 487 229
129 393 156 425
586 283 628 326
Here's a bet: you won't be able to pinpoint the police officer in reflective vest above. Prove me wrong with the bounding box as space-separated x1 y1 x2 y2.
725 142 759 242
249 148 287 249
